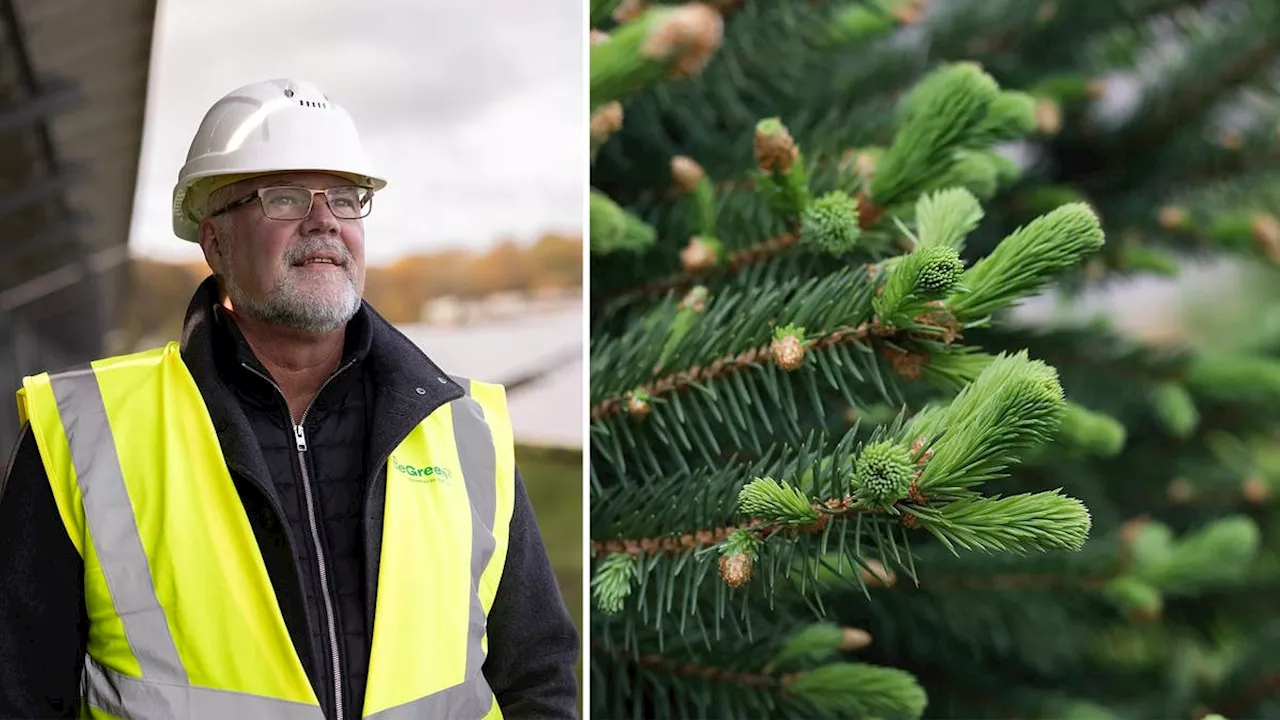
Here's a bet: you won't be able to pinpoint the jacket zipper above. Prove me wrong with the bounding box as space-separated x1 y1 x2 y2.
243 359 356 720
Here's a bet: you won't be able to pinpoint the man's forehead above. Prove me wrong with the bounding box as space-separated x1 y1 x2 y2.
232 171 353 193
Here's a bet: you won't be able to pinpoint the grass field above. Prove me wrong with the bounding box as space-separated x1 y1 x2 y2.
514 443 583 713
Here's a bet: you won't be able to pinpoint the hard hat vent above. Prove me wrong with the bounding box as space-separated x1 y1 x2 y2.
298 100 329 108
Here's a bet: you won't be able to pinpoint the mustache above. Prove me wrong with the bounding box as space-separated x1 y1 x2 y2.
284 238 355 267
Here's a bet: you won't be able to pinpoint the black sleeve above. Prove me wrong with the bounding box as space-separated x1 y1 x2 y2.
0 425 87 720
482 466 580 719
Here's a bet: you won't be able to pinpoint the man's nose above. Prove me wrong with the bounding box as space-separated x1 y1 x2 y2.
301 193 341 232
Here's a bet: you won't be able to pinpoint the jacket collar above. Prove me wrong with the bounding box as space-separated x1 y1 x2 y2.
177 275 465 493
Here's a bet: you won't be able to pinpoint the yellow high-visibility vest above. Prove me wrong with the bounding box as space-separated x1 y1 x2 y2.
16 342 515 719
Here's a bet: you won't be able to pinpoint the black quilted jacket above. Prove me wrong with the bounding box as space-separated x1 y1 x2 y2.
0 276 579 720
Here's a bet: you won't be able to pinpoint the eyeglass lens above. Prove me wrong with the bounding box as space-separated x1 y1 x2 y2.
261 186 372 220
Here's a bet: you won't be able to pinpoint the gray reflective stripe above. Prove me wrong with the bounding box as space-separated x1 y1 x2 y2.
367 388 499 719
84 654 323 720
50 365 187 685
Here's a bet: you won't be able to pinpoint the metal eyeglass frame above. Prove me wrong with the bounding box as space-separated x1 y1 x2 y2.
207 185 375 221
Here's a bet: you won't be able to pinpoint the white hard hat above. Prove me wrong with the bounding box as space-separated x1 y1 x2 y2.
171 78 388 242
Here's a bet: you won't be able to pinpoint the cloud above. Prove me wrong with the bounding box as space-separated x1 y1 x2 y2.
129 0 584 264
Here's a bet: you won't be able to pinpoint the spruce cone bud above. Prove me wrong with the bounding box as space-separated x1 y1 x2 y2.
754 118 798 173
860 558 896 587
1252 213 1280 263
891 0 923 25
613 0 647 23
641 4 723 79
678 285 710 312
719 552 752 588
839 148 879 178
837 627 873 651
800 191 860 255
854 441 914 505
1167 478 1194 504
916 246 964 296
1158 205 1188 229
1119 514 1150 548
590 102 624 145
1242 475 1269 505
855 151 878 177
1035 99 1062 135
671 155 706 193
1220 131 1243 150
590 29 611 45
627 391 651 420
771 334 806 371
1036 2 1058 22
679 236 719 272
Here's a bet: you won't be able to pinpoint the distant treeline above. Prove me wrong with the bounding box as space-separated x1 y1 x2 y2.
119 234 582 350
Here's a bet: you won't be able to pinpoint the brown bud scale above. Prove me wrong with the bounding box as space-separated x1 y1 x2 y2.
771 335 806 371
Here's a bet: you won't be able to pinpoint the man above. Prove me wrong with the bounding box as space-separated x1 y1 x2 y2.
0 78 579 719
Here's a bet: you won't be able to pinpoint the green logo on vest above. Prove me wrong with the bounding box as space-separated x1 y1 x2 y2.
392 456 453 483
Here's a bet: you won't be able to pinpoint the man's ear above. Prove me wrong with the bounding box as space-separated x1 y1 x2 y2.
197 218 224 272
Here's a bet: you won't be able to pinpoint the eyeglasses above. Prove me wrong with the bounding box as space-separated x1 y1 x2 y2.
209 185 375 221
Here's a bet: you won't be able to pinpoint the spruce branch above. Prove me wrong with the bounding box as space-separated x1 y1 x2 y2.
907 490 1092 555
1054 401 1127 457
1185 353 1280 407
594 627 926 719
1129 516 1260 595
739 477 822 528
970 90 1039 144
947 202 1106 322
608 232 801 308
914 351 1067 494
872 245 965 323
788 662 928 719
671 155 717 239
1118 5 1280 165
755 118 813 219
590 3 724 112
591 189 657 255
593 552 638 613
868 62 1002 207
767 623 871 674
914 187 985 253
590 0 619 27
828 0 925 44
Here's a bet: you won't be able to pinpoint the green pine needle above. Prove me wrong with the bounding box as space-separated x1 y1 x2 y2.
590 189 657 255
738 476 820 527
721 527 762 560
911 490 1092 554
1055 401 1127 457
870 62 1002 205
768 623 846 671
1134 516 1260 594
789 662 928 719
915 187 985 252
591 552 637 614
915 352 1066 493
589 5 722 111
1150 383 1199 438
949 202 1106 321
971 90 1039 144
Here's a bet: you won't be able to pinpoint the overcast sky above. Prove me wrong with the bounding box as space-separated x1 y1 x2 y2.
127 0 584 264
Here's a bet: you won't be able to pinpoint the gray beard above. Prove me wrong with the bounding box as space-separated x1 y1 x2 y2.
223 264 361 333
